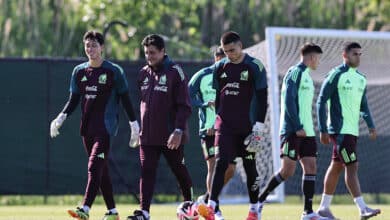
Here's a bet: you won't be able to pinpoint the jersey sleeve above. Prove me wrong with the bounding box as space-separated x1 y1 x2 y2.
212 60 226 91
188 70 205 108
69 66 80 94
173 65 192 130
316 70 339 133
113 64 129 95
284 71 303 131
251 58 268 90
360 88 375 129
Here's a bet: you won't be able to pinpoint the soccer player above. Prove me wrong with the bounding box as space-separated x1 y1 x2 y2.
127 34 193 220
199 31 268 220
50 30 140 220
257 43 327 220
188 47 236 220
316 42 381 220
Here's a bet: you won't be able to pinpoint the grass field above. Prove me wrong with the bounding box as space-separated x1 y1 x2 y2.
0 203 387 220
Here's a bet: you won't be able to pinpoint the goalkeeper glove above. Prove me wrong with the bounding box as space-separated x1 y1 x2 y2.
50 113 67 138
244 122 265 153
129 120 140 148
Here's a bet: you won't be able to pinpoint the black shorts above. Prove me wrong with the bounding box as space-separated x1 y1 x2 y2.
280 135 317 161
330 134 358 165
215 133 256 162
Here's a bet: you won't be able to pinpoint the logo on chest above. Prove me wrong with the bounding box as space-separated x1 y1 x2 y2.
342 79 353 91
154 74 168 92
240 70 249 81
98 74 107 84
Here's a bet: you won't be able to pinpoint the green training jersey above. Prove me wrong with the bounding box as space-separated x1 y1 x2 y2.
280 62 315 136
317 63 374 136
188 66 216 134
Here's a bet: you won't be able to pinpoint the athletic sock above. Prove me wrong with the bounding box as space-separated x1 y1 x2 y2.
141 210 150 219
258 172 284 202
249 203 257 213
302 174 316 214
207 200 217 210
353 196 367 212
319 194 333 209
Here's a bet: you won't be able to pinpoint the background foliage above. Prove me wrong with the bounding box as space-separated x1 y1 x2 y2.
0 0 389 60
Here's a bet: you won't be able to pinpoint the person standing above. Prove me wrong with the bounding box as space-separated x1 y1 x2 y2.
50 30 139 220
127 34 193 220
257 43 327 220
316 42 381 220
188 47 235 220
199 31 268 220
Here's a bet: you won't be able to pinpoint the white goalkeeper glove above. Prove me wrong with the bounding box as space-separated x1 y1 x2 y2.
50 113 67 138
244 122 265 153
129 120 140 148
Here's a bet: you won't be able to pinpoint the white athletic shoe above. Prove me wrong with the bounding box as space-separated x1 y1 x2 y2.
301 212 331 220
317 207 338 220
360 206 381 220
214 210 224 220
196 194 207 204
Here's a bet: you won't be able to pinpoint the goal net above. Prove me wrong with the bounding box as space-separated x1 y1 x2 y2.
220 27 390 203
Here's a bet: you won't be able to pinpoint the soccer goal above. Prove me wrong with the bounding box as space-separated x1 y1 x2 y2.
220 27 390 204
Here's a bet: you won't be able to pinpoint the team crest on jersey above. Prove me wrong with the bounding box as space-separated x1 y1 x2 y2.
220 72 227 78
98 74 107 84
159 74 167 85
143 77 149 84
81 76 87 82
240 70 249 81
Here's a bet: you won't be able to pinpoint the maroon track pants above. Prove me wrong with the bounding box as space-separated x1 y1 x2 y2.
82 135 115 209
139 145 193 211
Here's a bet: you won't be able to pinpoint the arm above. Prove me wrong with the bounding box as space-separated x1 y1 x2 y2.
360 88 376 140
360 89 375 129
188 71 206 108
173 66 192 130
255 88 268 123
316 72 338 144
252 58 268 124
119 93 136 122
167 66 192 149
50 66 80 138
61 93 80 116
284 74 303 131
316 74 337 133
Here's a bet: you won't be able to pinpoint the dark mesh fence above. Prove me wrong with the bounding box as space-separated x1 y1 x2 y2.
0 58 388 198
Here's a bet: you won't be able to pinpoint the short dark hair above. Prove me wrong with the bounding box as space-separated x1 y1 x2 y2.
343 42 361 53
220 31 241 45
214 46 225 58
300 43 323 56
141 34 165 50
83 30 104 45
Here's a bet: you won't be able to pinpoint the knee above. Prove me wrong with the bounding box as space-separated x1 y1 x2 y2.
303 163 317 175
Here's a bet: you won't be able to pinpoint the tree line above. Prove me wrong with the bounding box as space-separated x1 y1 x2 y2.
0 0 388 60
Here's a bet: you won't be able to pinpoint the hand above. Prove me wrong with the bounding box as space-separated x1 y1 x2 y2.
206 128 215 136
206 101 215 108
295 129 306 137
167 129 183 150
129 121 140 148
50 113 67 138
369 128 377 140
320 132 330 145
245 122 265 153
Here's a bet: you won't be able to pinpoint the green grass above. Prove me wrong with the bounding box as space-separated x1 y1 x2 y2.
0 203 388 220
